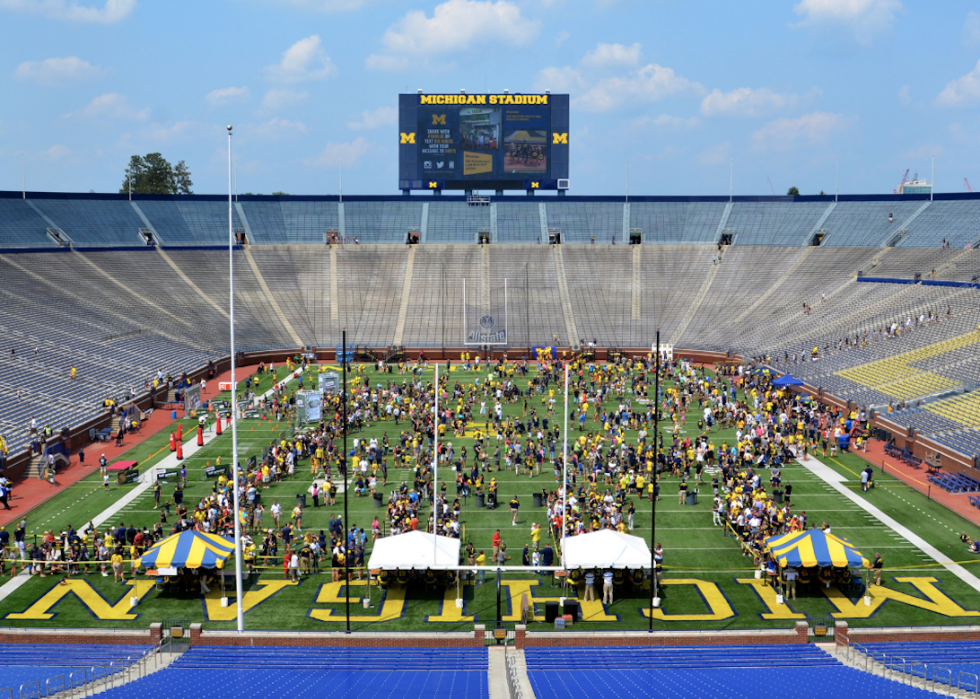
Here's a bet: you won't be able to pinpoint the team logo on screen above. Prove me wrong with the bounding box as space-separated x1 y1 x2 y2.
432 114 446 125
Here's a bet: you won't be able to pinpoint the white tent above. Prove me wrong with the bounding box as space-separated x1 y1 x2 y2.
366 531 461 570
563 529 652 570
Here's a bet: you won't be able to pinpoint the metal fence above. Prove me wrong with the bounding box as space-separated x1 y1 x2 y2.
503 645 525 699
0 642 166 699
836 631 980 695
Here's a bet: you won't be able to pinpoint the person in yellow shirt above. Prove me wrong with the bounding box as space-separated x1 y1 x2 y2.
110 550 125 583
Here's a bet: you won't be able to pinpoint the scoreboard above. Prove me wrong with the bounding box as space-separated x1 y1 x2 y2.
398 93 569 192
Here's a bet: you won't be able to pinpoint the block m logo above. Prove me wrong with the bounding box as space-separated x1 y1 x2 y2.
432 114 446 126
400 132 415 144
552 132 568 144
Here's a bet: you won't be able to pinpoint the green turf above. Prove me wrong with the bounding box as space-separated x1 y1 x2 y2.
5 361 980 632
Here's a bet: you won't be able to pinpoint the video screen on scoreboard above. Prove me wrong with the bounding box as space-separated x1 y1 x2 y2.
399 93 569 190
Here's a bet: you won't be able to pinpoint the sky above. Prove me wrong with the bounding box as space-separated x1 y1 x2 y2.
1 0 979 196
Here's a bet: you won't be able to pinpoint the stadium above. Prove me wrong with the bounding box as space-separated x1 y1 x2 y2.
4 3 980 698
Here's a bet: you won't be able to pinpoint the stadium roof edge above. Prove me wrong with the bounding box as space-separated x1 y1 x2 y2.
3 190 980 203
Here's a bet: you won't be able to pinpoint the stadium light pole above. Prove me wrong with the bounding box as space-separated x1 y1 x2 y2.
342 328 350 633
649 327 661 631
227 125 245 633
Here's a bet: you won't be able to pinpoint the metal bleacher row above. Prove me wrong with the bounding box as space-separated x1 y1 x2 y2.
96 646 489 699
2 190 980 463
0 644 152 698
4 193 980 249
525 645 938 699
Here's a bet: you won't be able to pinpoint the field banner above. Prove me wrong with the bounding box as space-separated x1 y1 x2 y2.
183 384 202 417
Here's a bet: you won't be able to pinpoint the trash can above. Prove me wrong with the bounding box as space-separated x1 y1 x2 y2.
373 492 384 508
685 490 698 506
475 492 485 508
296 493 307 507
773 489 784 505
533 492 543 508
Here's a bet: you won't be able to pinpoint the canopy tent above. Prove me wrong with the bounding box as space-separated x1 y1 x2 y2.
765 529 869 569
562 529 652 570
137 531 236 570
753 367 774 377
366 531 461 570
772 374 804 388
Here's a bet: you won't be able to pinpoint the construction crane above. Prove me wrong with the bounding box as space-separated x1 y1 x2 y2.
894 169 910 194
767 177 776 196
965 177 973 193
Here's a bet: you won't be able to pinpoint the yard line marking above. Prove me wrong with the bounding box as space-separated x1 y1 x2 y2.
0 367 304 607
798 454 980 595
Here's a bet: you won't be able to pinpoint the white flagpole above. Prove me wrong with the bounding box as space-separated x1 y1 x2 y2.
432 363 439 565
561 362 569 567
227 125 244 632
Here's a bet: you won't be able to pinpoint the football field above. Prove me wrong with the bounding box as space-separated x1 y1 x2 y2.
3 362 980 633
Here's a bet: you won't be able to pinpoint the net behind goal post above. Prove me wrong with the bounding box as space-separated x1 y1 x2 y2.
462 278 508 347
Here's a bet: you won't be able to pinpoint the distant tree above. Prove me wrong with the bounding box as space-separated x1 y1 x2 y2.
271 191 290 196
819 190 826 195
120 153 193 194
787 186 800 196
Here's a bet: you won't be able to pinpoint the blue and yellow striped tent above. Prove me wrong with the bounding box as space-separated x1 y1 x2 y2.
765 529 869 569
138 531 236 570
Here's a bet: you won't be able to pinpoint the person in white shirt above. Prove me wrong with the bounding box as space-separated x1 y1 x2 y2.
602 569 614 604
584 570 596 601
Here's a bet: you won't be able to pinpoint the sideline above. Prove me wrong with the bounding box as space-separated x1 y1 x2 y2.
0 367 303 605
796 453 980 595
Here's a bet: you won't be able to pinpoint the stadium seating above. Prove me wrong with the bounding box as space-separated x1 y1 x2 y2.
3 189 980 462
525 645 937 698
855 641 980 689
0 644 151 697
93 646 489 699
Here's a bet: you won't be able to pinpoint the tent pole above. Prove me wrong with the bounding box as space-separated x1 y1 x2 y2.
342 328 350 633
561 362 569 568
433 364 439 566
650 328 660 631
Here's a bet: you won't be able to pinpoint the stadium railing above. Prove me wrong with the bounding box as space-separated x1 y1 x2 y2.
838 635 980 695
503 644 525 699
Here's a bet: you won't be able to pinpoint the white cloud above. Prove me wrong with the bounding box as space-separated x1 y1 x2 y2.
533 65 584 93
750 111 851 151
259 88 309 113
898 84 911 106
347 106 397 130
965 11 980 46
144 121 206 142
936 60 980 107
793 0 901 44
63 92 149 120
246 0 374 11
631 114 700 130
581 42 642 69
14 56 102 85
305 136 375 167
364 54 409 71
42 144 70 160
206 86 250 107
700 87 799 118
368 0 539 69
0 0 135 22
243 117 309 140
575 63 704 112
263 35 336 83
699 142 731 165
555 30 570 47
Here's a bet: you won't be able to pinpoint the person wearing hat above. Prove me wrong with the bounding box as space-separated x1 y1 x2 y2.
871 552 883 586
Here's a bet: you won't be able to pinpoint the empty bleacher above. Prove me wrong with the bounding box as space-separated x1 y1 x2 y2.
855 640 980 689
0 643 151 698
30 198 146 247
95 646 488 699
0 198 57 247
630 201 727 245
526 645 935 699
